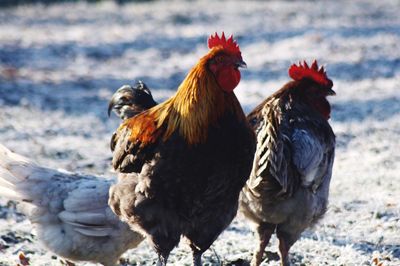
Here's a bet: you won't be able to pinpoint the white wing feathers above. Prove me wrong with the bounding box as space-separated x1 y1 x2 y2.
0 144 143 265
0 149 112 235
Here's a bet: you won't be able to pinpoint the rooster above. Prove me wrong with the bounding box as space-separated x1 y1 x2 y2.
108 32 255 266
240 61 336 266
0 144 144 266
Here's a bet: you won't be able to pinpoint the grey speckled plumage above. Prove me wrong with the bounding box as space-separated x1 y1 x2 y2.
240 78 336 266
0 144 144 266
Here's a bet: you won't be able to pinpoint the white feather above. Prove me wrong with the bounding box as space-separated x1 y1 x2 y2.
0 144 144 266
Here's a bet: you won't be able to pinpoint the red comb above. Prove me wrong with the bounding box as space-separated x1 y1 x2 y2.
208 32 241 54
288 60 332 87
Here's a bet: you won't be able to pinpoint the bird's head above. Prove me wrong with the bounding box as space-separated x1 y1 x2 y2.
206 32 246 92
288 60 335 119
289 60 334 97
120 33 250 146
108 81 157 120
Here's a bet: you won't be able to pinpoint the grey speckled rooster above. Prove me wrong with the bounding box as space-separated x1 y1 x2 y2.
240 60 336 266
0 82 156 266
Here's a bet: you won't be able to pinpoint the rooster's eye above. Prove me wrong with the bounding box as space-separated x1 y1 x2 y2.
215 56 223 63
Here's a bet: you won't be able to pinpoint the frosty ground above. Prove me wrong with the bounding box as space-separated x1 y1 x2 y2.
0 0 399 265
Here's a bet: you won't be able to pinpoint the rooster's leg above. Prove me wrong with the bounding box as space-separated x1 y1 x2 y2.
186 222 227 266
277 238 290 266
192 251 202 266
250 222 275 266
156 254 169 266
276 228 297 266
152 235 177 266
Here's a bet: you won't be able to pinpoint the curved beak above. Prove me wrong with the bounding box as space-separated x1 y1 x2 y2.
108 89 124 117
236 59 247 69
327 88 336 96
107 99 115 117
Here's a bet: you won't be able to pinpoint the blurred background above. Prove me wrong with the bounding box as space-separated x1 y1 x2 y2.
0 0 399 265
0 0 153 7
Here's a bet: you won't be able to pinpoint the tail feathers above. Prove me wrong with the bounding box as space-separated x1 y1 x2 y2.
0 186 24 201
0 166 58 205
0 144 38 185
0 144 34 167
0 168 19 188
0 167 25 201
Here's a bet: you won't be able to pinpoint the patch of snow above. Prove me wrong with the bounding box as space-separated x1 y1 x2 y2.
0 0 399 265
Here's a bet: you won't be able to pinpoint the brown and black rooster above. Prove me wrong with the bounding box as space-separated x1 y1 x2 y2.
108 33 255 266
240 61 336 266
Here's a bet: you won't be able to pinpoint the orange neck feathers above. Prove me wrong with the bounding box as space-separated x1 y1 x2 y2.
122 48 245 145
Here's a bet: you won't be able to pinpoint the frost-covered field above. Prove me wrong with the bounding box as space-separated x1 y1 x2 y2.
0 0 399 265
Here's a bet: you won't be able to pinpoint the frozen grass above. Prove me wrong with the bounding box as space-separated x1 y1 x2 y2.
0 0 399 265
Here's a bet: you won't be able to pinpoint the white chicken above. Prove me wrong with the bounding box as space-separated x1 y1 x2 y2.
0 144 144 266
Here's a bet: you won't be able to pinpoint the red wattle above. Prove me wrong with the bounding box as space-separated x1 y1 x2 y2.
311 98 331 120
216 67 241 92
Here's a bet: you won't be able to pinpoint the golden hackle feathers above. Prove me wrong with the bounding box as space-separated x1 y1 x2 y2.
121 47 245 145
